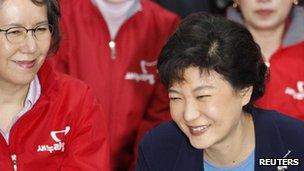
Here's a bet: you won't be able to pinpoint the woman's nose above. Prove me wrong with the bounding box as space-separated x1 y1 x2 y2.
19 32 38 54
183 100 200 122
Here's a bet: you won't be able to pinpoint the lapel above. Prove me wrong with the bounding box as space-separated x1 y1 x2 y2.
253 108 288 171
172 135 202 171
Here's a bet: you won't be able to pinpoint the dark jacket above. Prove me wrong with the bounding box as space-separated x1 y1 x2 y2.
136 107 304 171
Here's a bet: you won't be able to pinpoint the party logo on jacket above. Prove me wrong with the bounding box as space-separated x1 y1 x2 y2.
37 126 71 153
125 60 156 85
285 81 304 100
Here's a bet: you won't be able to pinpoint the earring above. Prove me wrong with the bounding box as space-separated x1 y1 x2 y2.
293 0 299 5
233 2 238 8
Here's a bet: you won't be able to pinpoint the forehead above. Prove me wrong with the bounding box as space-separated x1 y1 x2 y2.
170 67 227 90
0 0 47 26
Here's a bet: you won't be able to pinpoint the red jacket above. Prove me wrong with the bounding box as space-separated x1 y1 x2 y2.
255 42 304 120
50 0 180 170
0 61 110 171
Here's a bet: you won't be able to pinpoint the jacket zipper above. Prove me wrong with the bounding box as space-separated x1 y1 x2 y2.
109 40 116 60
11 154 17 171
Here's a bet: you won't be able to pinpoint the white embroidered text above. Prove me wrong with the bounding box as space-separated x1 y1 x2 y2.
37 126 70 153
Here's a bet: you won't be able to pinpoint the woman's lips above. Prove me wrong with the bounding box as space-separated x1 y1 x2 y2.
255 9 274 17
188 125 210 136
14 59 36 69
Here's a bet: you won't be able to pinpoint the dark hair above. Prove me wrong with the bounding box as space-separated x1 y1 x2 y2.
31 0 61 54
157 13 268 111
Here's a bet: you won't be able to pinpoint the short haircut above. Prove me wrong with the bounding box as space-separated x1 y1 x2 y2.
157 13 268 111
31 0 61 54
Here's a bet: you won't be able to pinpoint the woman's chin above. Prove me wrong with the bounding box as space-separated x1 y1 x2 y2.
189 136 212 150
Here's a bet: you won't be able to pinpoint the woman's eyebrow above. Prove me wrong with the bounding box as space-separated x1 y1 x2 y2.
1 20 49 28
192 85 215 93
35 20 49 25
168 89 180 94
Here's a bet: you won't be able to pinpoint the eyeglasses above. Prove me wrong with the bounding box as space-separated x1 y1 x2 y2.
0 24 53 44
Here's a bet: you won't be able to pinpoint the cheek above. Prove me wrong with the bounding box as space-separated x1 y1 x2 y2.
210 100 242 131
40 39 51 55
278 5 292 20
239 1 255 17
212 105 243 135
240 10 256 25
0 41 17 61
206 96 243 124
170 102 183 121
214 115 241 139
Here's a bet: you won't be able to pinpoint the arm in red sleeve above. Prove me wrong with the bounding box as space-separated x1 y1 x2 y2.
61 88 110 171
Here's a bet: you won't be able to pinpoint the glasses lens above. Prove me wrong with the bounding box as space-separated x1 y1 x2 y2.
6 27 26 43
34 24 52 41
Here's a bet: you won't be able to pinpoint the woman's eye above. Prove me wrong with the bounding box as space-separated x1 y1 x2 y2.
169 97 181 101
196 95 210 100
7 29 23 36
35 27 48 33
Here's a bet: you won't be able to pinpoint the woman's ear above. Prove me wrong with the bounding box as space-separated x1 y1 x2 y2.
240 86 253 106
233 0 240 8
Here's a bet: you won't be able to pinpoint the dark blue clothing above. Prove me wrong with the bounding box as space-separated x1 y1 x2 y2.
136 107 304 171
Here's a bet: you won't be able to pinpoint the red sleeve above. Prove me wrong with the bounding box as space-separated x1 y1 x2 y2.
130 14 180 171
135 75 171 143
60 87 110 171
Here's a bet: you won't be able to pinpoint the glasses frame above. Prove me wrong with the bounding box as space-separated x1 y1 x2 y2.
0 24 53 44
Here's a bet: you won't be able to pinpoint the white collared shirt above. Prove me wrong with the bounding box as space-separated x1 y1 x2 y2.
0 75 41 143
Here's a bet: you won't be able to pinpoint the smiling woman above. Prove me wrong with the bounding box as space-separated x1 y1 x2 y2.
0 0 51 87
0 0 110 170
136 13 304 171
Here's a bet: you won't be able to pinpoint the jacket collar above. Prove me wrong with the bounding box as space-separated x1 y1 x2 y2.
37 59 60 102
172 130 202 171
172 107 288 171
252 108 289 171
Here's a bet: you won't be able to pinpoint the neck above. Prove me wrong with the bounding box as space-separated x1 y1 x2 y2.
246 23 285 62
0 81 29 107
204 113 255 167
94 0 136 39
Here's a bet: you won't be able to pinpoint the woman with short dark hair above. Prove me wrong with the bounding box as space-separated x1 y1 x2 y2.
136 13 304 171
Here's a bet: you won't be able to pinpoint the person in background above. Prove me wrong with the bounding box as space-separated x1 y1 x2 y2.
154 0 231 18
0 0 110 170
154 0 212 18
136 13 304 171
227 0 304 120
50 0 180 170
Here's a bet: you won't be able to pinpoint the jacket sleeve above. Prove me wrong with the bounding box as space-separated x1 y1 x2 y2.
135 75 171 143
131 75 171 171
134 8 180 143
130 12 180 171
60 87 110 171
136 142 150 171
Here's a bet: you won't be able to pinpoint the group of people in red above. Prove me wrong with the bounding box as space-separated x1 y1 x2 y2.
0 0 303 170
